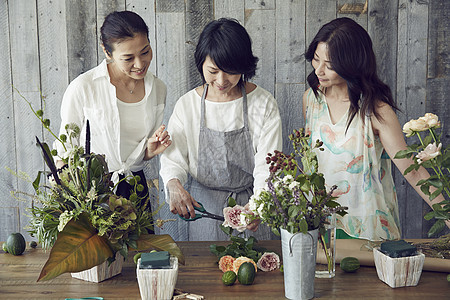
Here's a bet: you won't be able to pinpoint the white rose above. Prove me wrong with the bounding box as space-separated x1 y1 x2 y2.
420 113 440 129
248 197 257 212
416 142 442 164
257 203 265 216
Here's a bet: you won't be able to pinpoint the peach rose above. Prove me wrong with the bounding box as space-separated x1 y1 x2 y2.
233 256 257 273
218 255 235 273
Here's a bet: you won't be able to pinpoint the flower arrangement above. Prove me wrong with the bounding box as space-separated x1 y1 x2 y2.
210 199 281 273
247 128 347 236
13 91 184 281
395 113 450 237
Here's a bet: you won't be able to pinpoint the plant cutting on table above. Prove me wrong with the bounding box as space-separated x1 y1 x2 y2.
10 91 184 281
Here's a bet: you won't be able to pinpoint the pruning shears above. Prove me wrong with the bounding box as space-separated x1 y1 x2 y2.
179 202 225 222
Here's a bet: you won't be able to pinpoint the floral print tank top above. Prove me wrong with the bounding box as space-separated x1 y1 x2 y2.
305 89 400 241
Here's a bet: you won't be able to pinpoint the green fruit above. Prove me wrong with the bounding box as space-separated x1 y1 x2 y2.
340 257 360 273
237 262 256 285
30 241 38 249
2 243 8 253
447 274 450 282
133 253 142 264
222 271 237 286
6 233 26 256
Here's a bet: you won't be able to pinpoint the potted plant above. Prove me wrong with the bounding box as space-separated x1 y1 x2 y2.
14 92 184 282
247 128 347 300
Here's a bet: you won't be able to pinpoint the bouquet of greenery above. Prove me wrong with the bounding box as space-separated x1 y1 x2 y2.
13 91 184 281
247 128 347 236
395 113 450 237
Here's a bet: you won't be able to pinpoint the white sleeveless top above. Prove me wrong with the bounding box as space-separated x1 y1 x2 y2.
117 98 147 162
305 89 401 241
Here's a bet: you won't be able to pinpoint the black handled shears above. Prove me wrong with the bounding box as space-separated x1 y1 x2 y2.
179 202 225 222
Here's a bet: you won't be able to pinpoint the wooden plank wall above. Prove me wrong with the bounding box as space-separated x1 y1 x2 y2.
0 0 448 241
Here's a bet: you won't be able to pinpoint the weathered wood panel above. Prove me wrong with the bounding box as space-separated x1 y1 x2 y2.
185 0 213 90
245 8 276 95
214 0 245 23
9 0 43 241
396 0 429 238
65 0 97 81
37 0 69 146
275 0 306 153
0 0 17 242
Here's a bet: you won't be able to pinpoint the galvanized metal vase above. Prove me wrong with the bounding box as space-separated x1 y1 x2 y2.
281 227 319 300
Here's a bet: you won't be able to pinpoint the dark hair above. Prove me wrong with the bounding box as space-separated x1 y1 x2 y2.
101 11 149 56
305 17 397 130
194 18 258 86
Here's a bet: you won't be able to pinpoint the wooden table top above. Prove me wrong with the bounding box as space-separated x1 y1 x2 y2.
0 240 448 299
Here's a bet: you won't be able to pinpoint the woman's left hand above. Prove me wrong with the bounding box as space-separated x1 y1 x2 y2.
145 125 172 159
246 218 261 232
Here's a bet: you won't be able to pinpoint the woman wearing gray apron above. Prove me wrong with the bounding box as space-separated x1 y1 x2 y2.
160 18 282 241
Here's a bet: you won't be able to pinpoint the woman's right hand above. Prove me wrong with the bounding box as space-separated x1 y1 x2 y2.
167 179 201 219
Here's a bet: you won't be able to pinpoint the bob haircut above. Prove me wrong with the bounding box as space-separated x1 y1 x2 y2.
194 18 258 86
305 17 397 130
101 11 149 56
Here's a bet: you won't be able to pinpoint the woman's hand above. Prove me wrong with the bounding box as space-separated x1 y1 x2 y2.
145 125 172 160
244 202 260 232
167 178 201 219
246 218 261 232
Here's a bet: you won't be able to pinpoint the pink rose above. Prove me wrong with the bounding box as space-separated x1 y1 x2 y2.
257 252 280 272
416 142 442 164
223 205 251 232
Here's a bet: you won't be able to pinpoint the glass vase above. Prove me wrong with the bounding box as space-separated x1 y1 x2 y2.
315 213 336 278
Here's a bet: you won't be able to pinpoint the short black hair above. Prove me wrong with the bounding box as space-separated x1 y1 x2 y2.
100 11 149 56
194 18 258 86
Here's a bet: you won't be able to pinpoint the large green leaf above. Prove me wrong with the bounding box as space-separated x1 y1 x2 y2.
133 234 185 265
37 212 114 281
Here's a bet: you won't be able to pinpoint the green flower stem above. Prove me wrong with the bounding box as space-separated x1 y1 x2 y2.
320 233 333 274
14 87 67 152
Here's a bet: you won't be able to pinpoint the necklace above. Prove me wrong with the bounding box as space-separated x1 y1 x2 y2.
120 78 138 94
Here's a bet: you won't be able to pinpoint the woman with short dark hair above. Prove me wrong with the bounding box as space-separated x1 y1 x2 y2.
161 18 282 241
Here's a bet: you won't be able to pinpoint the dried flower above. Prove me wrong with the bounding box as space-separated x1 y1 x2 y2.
256 252 280 272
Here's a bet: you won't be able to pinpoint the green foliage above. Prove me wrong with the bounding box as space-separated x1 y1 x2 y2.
249 128 347 235
395 113 449 237
12 90 183 281
210 225 267 263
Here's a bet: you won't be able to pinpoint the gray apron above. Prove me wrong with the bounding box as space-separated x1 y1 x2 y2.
187 84 273 241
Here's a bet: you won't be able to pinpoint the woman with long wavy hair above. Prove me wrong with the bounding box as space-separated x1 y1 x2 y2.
303 17 447 241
